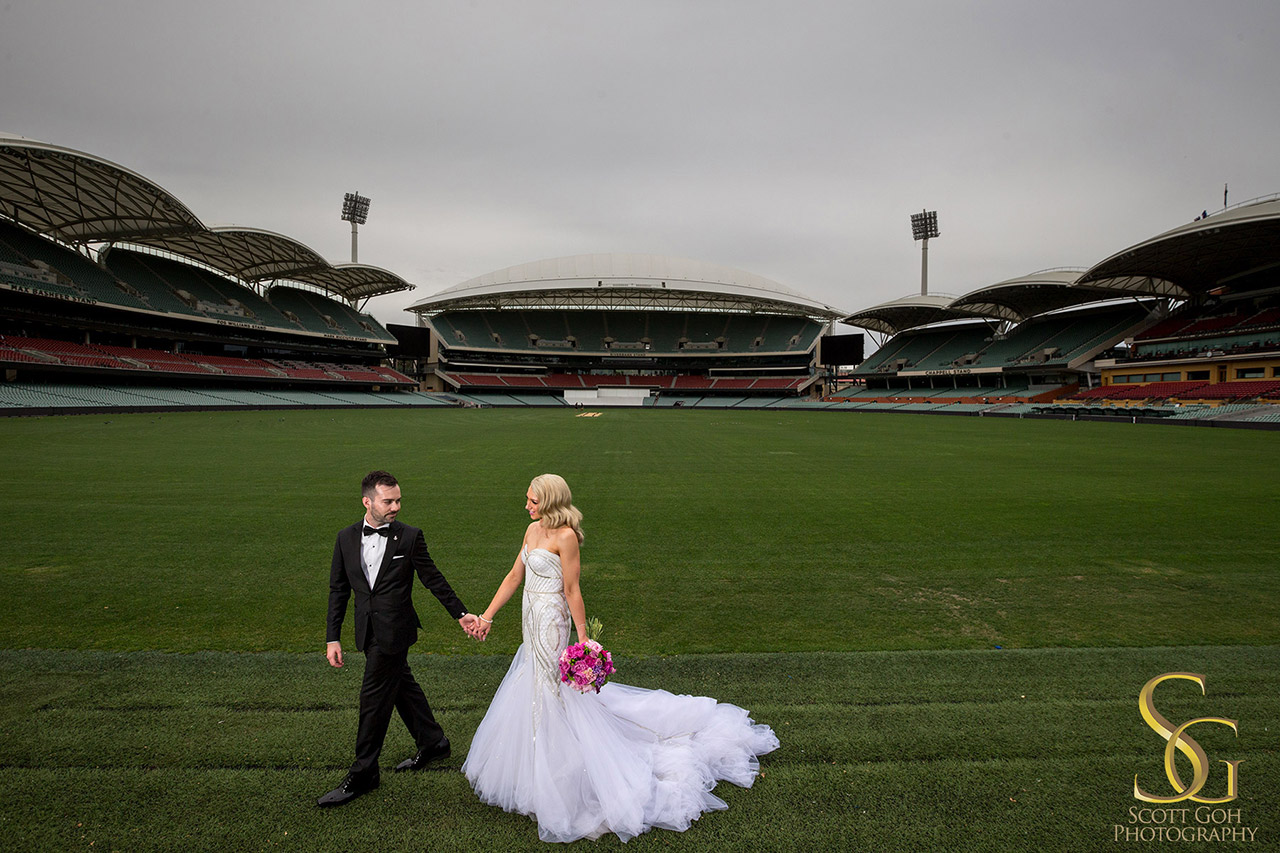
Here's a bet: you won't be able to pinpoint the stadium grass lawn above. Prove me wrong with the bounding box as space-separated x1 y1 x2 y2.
0 409 1277 850
0 409 1276 654
1 647 1276 852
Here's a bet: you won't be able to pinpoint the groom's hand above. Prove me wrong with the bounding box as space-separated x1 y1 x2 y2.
459 614 480 638
326 641 343 668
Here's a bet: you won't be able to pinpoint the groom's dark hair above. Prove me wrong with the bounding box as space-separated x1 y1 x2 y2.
362 470 398 498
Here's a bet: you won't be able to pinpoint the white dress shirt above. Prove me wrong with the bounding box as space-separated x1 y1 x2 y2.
362 522 391 589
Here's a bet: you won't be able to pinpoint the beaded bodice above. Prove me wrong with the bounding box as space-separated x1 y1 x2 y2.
521 546 571 726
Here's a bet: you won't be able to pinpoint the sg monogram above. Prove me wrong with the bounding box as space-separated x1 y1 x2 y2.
1133 672 1242 804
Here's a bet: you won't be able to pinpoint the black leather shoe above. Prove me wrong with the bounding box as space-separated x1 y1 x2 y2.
317 773 380 807
394 736 451 771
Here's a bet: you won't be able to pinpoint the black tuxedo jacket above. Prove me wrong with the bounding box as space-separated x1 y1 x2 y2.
326 520 467 654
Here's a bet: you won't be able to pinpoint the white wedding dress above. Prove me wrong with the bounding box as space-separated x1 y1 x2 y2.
462 546 779 843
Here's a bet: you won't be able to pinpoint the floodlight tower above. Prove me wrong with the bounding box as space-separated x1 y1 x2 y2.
910 209 939 296
341 191 371 263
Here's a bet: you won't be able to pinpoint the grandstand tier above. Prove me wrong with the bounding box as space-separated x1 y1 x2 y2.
1090 290 1280 401
2 223 410 397
424 309 823 356
1066 378 1280 403
403 301 828 402
855 303 1150 378
438 371 807 393
0 335 415 388
0 222 397 349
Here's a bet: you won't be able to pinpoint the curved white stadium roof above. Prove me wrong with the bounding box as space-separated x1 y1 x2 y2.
948 268 1125 323
410 253 847 319
0 132 203 241
1079 195 1280 298
0 133 411 300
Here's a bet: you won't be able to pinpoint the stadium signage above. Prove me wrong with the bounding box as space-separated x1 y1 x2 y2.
1 282 95 305
900 367 1002 377
215 318 269 332
1113 673 1256 843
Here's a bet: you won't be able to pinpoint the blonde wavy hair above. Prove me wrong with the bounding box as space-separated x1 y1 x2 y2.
530 473 584 544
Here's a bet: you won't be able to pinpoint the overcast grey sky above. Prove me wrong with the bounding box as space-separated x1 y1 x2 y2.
3 1 1278 327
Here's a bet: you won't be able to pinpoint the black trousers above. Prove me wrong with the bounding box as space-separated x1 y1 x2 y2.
349 640 444 779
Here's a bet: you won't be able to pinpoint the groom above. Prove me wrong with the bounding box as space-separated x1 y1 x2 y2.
319 470 479 807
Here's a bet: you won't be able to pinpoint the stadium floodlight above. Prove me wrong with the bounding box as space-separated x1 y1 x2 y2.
910 209 938 241
341 192 372 263
342 192 370 225
910 209 939 296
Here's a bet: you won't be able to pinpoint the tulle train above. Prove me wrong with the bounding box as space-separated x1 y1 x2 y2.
462 643 779 843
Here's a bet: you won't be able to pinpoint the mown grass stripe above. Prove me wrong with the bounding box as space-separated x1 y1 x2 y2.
2 648 1276 851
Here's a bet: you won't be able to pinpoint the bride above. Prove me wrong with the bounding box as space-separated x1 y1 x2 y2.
462 474 779 843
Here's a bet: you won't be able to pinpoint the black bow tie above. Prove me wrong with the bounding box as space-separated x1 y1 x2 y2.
363 525 391 537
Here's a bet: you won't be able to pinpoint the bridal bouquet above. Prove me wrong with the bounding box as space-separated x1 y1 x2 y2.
559 618 616 694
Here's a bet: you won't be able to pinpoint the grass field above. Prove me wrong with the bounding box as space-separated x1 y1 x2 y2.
0 408 1277 851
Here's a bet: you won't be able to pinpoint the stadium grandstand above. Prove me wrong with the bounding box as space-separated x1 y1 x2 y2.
838 269 1156 400
400 253 847 407
1065 196 1280 409
830 197 1280 427
2 133 1277 427
0 134 419 410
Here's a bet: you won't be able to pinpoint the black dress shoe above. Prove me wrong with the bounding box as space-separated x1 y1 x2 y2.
317 773 380 808
394 736 451 772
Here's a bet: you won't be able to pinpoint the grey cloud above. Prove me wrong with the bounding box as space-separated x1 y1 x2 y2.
2 0 1277 327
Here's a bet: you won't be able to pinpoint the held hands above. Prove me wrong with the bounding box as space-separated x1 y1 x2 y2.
461 613 492 642
459 613 482 639
460 613 493 641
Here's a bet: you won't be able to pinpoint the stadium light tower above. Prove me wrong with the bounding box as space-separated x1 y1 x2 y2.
910 209 939 296
341 191 371 263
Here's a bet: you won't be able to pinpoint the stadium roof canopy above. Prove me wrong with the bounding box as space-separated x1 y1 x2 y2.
408 253 847 320
846 268 1161 335
1078 196 1280 299
127 227 413 300
0 133 411 301
275 263 414 301
127 227 329 281
841 293 992 335
948 268 1124 323
0 133 203 241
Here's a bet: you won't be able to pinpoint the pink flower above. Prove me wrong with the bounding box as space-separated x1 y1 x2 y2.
559 639 617 693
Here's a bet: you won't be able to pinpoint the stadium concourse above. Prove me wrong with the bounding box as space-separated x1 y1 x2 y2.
1 133 1278 427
